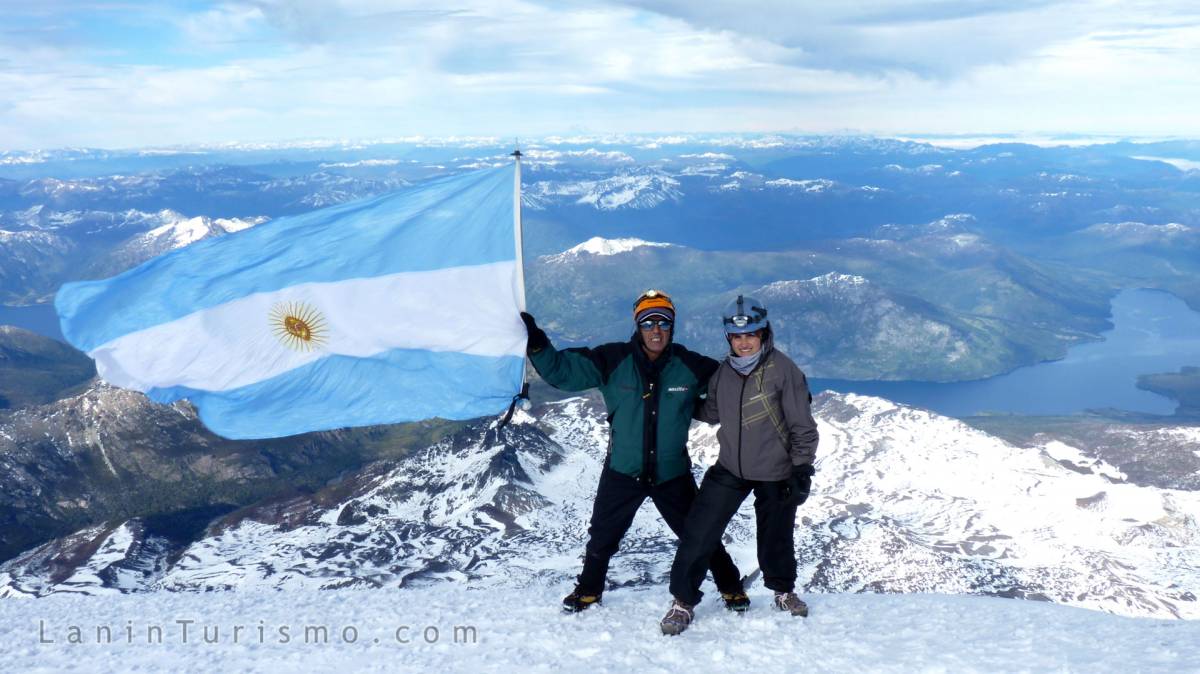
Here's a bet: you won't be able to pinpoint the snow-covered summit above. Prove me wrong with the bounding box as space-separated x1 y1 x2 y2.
755 273 870 299
140 210 265 249
1083 221 1197 244
523 170 683 211
543 237 676 262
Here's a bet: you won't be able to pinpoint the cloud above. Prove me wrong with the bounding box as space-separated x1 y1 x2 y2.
596 0 1102 77
177 3 269 47
1 1 1199 148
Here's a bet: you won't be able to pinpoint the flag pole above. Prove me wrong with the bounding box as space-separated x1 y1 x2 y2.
498 147 530 428
512 148 526 311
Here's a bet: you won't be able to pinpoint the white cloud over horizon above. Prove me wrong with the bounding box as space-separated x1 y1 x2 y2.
1 0 1198 150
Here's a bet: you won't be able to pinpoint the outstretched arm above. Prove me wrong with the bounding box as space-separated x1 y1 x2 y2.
522 312 604 392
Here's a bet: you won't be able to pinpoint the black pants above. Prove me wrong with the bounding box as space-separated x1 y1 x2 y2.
669 462 800 605
575 466 744 596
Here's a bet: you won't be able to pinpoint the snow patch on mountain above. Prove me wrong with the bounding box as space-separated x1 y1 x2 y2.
139 211 266 249
716 170 764 191
543 237 676 262
811 394 1200 618
524 170 682 211
766 178 836 192
319 159 405 168
522 149 634 164
758 273 870 296
678 163 728 176
885 163 953 175
0 229 61 245
1041 441 1127 482
0 152 48 165
1083 222 1196 243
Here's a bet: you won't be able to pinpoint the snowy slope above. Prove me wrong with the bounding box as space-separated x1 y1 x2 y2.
1 585 1197 674
2 393 1196 624
523 169 683 210
541 237 676 263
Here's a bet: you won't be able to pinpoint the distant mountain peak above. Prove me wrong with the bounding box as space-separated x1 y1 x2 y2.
759 273 870 296
543 237 676 261
765 177 836 192
524 169 683 211
141 211 265 249
1084 221 1196 240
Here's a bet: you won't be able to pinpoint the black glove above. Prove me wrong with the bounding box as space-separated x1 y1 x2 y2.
521 312 549 353
789 464 814 505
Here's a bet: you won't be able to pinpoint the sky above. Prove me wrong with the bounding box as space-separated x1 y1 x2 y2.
1 0 1199 150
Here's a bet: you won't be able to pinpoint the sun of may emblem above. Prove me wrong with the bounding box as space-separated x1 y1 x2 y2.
270 301 329 352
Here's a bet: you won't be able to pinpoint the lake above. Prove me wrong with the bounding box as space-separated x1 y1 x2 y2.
5 289 1200 417
0 304 63 341
814 288 1200 417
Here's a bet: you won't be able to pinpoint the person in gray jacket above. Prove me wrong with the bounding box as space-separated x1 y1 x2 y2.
660 294 819 636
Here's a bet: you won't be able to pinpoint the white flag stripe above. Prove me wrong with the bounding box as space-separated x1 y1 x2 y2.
90 261 525 393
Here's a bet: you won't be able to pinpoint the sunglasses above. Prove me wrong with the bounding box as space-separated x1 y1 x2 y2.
638 319 674 331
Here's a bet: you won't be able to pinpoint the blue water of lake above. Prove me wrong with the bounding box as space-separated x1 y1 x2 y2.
813 288 1200 417
0 304 63 341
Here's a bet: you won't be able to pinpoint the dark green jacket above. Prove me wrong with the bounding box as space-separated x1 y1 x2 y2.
529 334 719 484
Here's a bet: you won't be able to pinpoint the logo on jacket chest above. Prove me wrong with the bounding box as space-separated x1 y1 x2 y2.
666 386 689 393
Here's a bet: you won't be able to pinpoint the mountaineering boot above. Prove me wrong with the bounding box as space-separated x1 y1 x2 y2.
659 598 695 636
720 590 751 613
562 589 602 613
773 591 809 617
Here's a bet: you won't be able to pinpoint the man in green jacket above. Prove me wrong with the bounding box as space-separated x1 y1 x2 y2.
521 289 746 613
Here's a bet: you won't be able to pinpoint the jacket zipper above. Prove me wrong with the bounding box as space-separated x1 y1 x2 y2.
734 350 772 480
736 374 748 479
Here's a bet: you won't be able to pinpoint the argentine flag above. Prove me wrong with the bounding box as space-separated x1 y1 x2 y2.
55 164 527 439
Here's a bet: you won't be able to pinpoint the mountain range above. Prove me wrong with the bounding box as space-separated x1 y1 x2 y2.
3 392 1197 622
4 135 1198 382
0 331 463 563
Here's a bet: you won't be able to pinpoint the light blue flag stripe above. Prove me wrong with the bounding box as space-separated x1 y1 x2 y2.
146 348 525 440
57 164 516 353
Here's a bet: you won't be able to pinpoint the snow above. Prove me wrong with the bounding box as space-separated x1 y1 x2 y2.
319 160 404 168
524 172 682 211
1131 156 1200 172
1 586 1196 673
543 237 675 261
1085 222 1195 238
678 163 728 176
139 212 266 249
6 392 1196 621
757 274 868 297
0 154 46 165
1041 440 1126 481
522 149 634 163
765 178 834 192
146 216 210 247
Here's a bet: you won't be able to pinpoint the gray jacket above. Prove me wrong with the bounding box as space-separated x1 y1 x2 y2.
698 339 819 481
